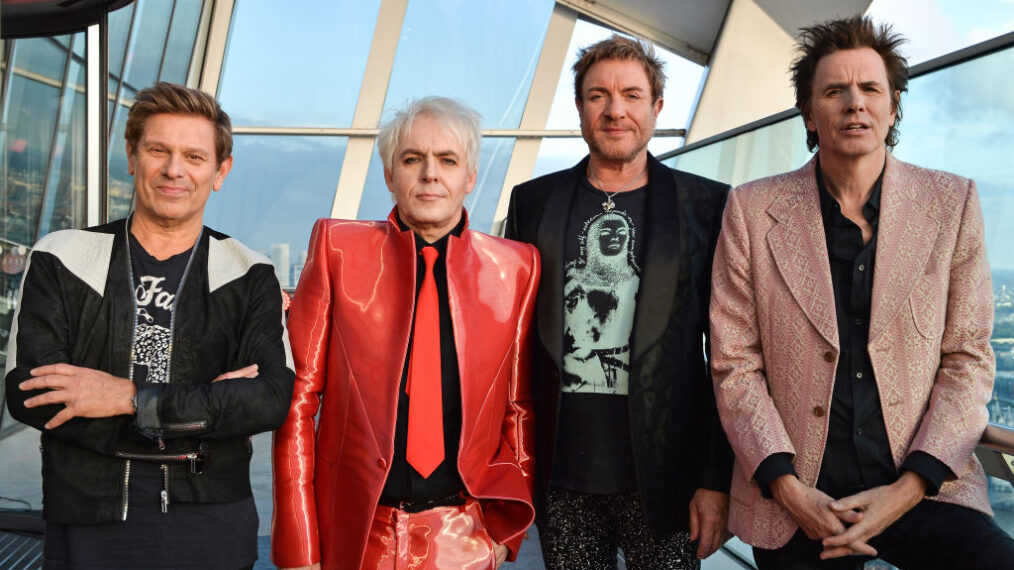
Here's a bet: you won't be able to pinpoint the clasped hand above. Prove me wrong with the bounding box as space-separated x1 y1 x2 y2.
771 472 925 559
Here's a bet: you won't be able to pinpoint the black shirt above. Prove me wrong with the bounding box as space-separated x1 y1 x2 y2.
550 177 648 494
380 215 467 503
755 160 951 498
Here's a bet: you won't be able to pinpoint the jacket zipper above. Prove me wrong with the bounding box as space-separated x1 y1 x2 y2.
120 460 131 521
121 218 204 520
162 421 208 434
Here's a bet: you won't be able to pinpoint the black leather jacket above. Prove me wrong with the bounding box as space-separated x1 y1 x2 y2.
5 218 295 524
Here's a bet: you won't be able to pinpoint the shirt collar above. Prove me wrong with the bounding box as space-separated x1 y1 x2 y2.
816 155 884 226
396 212 467 254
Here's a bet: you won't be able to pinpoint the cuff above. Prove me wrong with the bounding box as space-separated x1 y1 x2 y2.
901 451 952 496
754 453 797 499
132 383 162 437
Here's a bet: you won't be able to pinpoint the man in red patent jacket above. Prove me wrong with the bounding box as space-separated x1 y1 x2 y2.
272 97 540 570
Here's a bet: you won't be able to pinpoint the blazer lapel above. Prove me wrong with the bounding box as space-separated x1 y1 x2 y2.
765 159 839 348
536 160 584 370
630 155 682 363
869 154 939 343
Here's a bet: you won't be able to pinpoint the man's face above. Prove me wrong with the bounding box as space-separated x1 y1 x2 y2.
805 47 898 163
127 113 232 229
597 218 629 256
385 115 476 241
577 58 662 164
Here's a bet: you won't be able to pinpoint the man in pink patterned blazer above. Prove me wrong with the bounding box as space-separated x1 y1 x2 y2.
710 16 1014 569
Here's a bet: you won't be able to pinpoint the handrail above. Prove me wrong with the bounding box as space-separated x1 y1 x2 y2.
980 423 1014 455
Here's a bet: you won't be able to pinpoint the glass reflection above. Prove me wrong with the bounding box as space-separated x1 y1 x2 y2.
382 0 554 129
202 135 347 288
217 0 381 127
357 137 516 235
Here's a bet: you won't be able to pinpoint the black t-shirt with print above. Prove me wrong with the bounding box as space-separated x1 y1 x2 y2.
550 178 647 494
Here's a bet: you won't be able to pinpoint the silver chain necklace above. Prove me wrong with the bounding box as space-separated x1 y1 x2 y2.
588 166 647 211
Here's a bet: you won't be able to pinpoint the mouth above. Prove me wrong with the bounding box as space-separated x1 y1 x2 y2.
841 122 870 132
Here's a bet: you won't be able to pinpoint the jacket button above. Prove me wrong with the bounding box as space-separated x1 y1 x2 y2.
823 351 834 363
377 458 387 468
813 406 825 417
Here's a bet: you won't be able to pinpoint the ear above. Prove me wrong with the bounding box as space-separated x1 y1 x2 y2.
465 169 477 195
126 142 136 176
652 96 663 117
384 168 395 193
890 90 901 125
212 155 234 191
575 96 583 114
803 105 816 133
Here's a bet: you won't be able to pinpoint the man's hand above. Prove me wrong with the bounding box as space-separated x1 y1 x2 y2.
20 364 136 429
493 542 508 567
770 475 862 541
820 471 926 559
689 488 731 559
213 364 259 382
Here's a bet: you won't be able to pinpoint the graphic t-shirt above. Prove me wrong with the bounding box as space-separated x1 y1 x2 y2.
550 178 647 494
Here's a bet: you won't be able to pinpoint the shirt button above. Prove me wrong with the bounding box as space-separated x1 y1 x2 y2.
856 372 863 379
377 458 387 468
858 264 865 271
813 406 825 417
855 318 863 326
823 351 835 363
856 427 863 435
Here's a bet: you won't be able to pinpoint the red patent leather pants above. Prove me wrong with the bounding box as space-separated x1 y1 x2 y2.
363 497 496 569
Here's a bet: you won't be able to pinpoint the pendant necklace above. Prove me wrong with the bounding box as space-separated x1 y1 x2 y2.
588 166 647 212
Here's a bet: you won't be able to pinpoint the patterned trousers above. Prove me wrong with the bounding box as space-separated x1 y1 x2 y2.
540 487 699 570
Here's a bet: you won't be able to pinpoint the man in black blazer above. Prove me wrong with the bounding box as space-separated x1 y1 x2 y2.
504 35 733 570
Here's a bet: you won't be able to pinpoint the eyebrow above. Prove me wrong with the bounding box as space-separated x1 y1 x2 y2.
144 140 212 156
823 80 884 91
400 147 461 159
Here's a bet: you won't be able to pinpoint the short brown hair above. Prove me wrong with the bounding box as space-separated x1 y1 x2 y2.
791 16 908 151
125 82 233 165
573 34 665 102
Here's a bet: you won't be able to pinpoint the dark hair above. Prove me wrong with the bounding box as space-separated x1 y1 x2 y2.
125 82 233 165
790 15 908 151
573 34 665 102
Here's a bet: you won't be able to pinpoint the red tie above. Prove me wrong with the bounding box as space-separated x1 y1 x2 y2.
405 246 443 478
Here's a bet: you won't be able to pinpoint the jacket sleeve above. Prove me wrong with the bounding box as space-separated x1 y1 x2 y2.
698 183 735 493
907 180 994 474
132 262 296 440
496 244 540 561
710 188 796 479
4 248 134 456
271 219 331 568
503 185 523 242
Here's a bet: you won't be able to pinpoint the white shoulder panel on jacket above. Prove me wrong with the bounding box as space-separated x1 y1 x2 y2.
207 235 273 293
32 229 115 296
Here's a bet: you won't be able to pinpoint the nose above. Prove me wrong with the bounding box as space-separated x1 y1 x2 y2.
163 152 185 178
845 86 866 113
421 157 439 182
605 97 626 119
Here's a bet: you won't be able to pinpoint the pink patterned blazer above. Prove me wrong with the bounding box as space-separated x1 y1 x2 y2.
709 154 995 549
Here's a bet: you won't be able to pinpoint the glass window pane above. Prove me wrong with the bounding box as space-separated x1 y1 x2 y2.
107 1 135 80
38 58 87 238
11 36 69 83
381 0 555 129
531 137 591 179
108 88 137 220
159 0 204 84
202 135 346 288
217 0 381 127
867 0 1014 65
357 137 515 234
122 0 173 89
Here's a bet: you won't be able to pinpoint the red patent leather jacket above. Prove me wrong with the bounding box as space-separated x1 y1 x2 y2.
272 209 539 569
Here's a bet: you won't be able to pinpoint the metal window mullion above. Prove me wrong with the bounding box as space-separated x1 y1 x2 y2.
34 35 76 242
185 0 215 87
197 0 235 96
330 0 409 220
156 0 180 81
1 40 15 112
107 0 139 142
490 3 578 232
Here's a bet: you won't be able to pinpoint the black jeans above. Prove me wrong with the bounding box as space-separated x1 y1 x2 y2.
753 499 1014 570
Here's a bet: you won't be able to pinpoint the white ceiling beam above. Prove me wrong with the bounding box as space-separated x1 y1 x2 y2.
555 0 709 65
197 0 234 96
330 0 408 219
